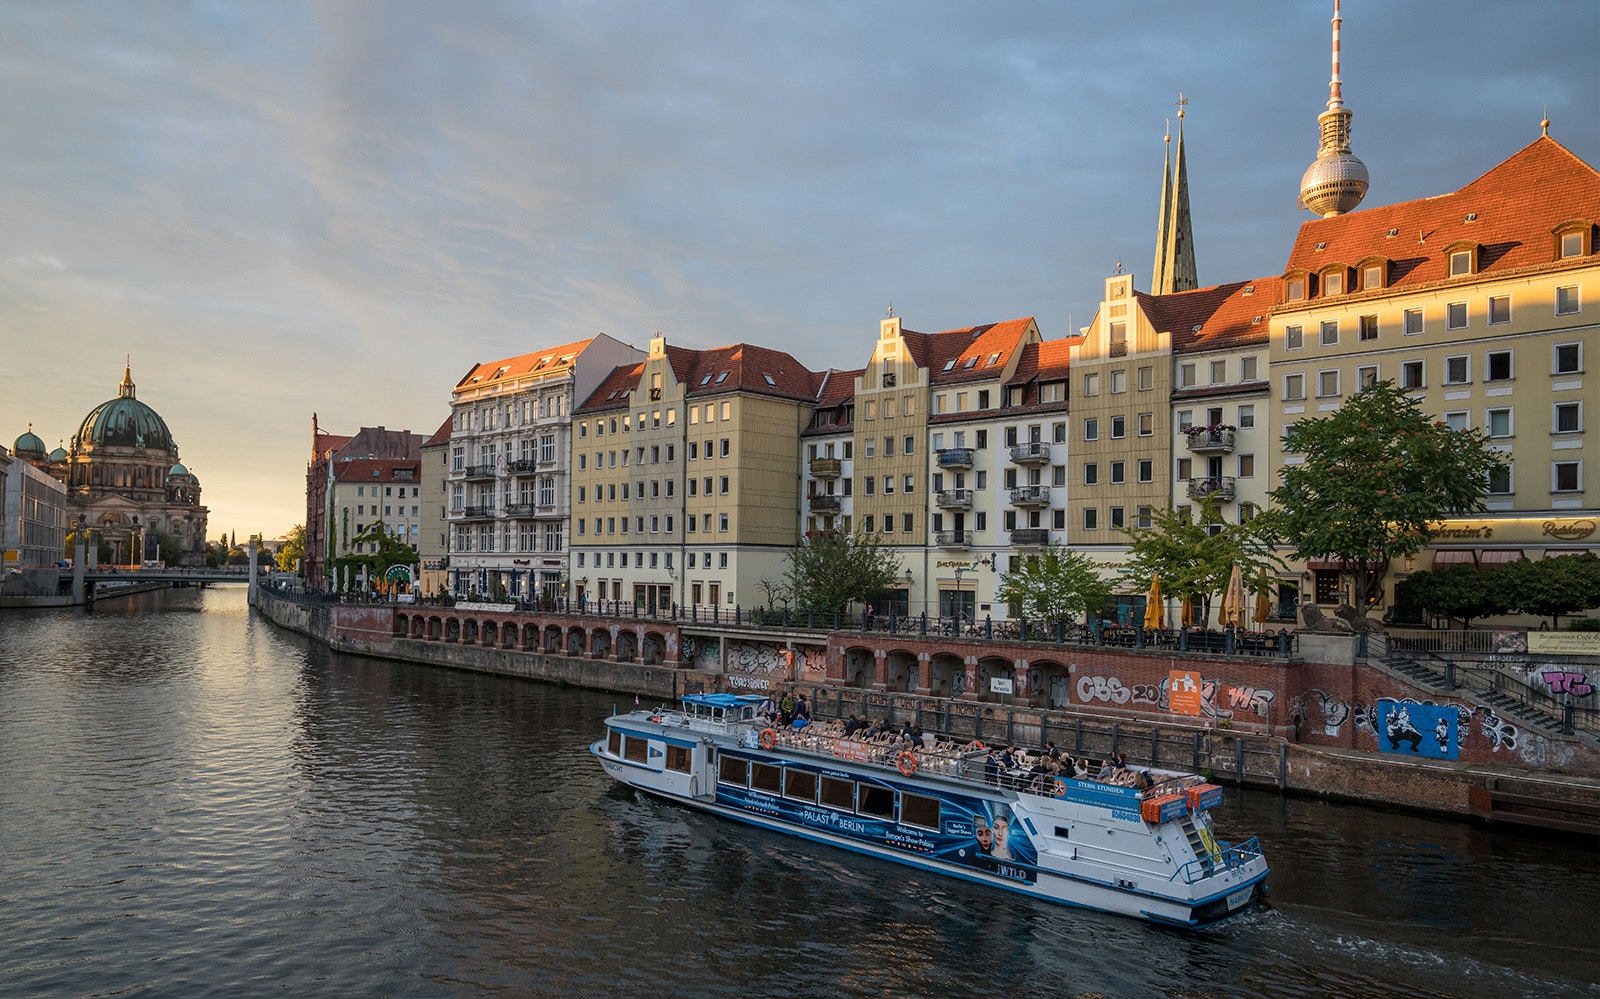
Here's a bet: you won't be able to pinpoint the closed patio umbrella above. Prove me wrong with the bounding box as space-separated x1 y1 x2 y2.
1253 570 1272 626
1144 574 1164 629
1218 564 1247 628
1181 595 1196 628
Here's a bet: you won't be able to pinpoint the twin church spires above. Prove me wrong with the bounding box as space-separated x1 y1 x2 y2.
1150 98 1198 296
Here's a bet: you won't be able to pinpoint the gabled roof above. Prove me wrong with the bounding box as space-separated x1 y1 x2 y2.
1138 277 1280 353
1007 337 1079 385
423 416 453 448
813 368 862 408
676 342 818 400
332 457 421 483
454 335 598 392
1284 136 1598 287
899 317 1035 385
574 361 645 415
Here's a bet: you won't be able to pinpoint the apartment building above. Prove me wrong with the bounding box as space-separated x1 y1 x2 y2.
417 416 451 596
800 368 861 538
1269 133 1598 607
570 334 818 613
445 334 641 601
326 457 422 585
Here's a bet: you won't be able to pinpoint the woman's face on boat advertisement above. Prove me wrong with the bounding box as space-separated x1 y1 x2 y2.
974 823 993 853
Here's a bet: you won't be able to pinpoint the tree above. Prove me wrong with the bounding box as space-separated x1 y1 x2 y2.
1269 380 1505 624
1117 499 1283 624
1394 563 1509 628
756 576 791 612
276 524 306 577
328 520 418 592
783 530 903 613
64 530 113 565
1497 553 1600 629
151 530 184 568
995 542 1113 626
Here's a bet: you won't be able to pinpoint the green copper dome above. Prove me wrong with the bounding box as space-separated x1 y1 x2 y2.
13 424 45 457
168 462 197 483
47 444 68 462
75 364 175 453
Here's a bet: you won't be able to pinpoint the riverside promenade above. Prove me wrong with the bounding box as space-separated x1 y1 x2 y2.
250 585 1600 835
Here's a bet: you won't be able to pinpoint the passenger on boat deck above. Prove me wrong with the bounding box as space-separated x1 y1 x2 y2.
779 692 796 725
1114 752 1127 771
921 728 937 750
999 746 1018 772
1045 741 1060 760
842 714 863 737
984 749 1002 786
1097 760 1113 780
795 694 811 722
1073 758 1090 779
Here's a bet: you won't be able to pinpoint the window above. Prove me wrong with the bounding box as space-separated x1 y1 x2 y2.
1110 461 1125 484
1052 465 1065 487
1110 507 1125 529
882 476 894 495
1053 422 1067 443
1358 314 1378 341
1240 356 1257 382
1179 363 1196 388
1288 279 1305 301
883 436 894 457
1486 350 1512 382
1176 457 1191 480
1488 464 1512 495
1284 373 1306 400
719 514 729 532
864 476 874 495
1552 461 1582 492
1447 302 1468 330
1486 408 1512 438
1318 370 1340 397
1362 264 1383 289
1137 459 1153 483
721 439 730 457
1138 366 1153 390
1357 365 1379 390
1444 355 1469 384
904 436 915 455
1554 342 1582 374
1083 419 1098 441
1109 321 1126 347
1083 373 1099 396
1403 309 1424 336
864 439 875 459
1320 321 1339 346
1209 360 1226 384
1176 410 1193 431
1554 402 1582 434
1238 453 1255 477
1084 463 1098 485
1557 285 1581 316
1450 250 1472 276
719 476 730 494
1083 508 1098 530
1138 413 1153 437
1444 411 1469 432
1488 296 1511 325
903 513 913 533
1285 325 1303 350
1110 369 1126 394
1323 270 1343 295
1401 360 1425 389
1111 416 1125 439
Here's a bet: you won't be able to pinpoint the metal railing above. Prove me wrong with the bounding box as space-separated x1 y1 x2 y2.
1009 441 1051 463
936 448 974 468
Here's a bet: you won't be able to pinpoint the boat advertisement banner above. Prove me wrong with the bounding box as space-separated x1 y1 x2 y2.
1375 701 1458 760
717 767 1038 882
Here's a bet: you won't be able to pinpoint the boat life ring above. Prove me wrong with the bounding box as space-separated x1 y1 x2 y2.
1053 779 1068 798
759 728 777 750
967 740 985 752
898 751 919 776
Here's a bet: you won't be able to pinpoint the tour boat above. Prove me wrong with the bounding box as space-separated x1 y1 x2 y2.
591 693 1269 928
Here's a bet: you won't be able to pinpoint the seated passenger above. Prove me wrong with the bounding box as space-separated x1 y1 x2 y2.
1073 758 1090 779
1096 759 1113 780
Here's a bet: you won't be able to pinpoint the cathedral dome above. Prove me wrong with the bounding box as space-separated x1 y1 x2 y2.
75 364 176 453
13 424 45 458
47 443 69 463
168 462 198 483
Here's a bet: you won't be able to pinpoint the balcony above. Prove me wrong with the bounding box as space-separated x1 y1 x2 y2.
935 530 974 549
1009 485 1051 507
935 489 973 510
460 505 495 520
808 494 841 512
937 448 974 470
1009 441 1051 464
1009 528 1049 547
462 464 496 479
809 457 842 478
506 503 540 518
1186 476 1237 502
1183 427 1237 454
505 459 538 475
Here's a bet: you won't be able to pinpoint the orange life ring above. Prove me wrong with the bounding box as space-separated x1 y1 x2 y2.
967 740 986 752
898 751 919 777
1053 778 1068 798
759 728 777 750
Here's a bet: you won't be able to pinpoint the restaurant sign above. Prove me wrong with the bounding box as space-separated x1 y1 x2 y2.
1528 632 1600 656
1427 517 1597 543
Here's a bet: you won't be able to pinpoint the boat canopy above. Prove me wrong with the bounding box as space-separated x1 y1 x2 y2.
682 693 766 709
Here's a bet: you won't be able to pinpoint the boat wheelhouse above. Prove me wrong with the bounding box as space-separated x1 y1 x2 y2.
591 693 1268 928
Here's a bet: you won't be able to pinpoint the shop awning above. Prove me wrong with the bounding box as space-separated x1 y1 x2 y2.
1430 550 1476 568
1477 549 1525 565
1542 548 1594 558
1306 560 1347 571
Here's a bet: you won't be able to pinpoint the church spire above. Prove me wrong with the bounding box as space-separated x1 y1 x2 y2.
1152 97 1198 296
1299 0 1369 216
118 356 136 400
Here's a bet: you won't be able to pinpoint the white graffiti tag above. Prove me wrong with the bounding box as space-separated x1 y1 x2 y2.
1076 674 1132 705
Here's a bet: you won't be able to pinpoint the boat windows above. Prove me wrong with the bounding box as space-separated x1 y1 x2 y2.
624 736 649 764
750 763 782 794
819 776 855 811
1054 826 1070 839
608 730 622 755
899 793 941 831
783 769 818 803
857 785 896 821
666 745 691 773
718 754 749 787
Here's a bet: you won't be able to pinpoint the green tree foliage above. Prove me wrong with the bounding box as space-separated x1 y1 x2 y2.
1116 499 1283 623
329 520 418 591
1269 380 1505 622
64 531 113 565
783 530 903 613
1497 553 1600 629
276 524 306 577
1394 563 1509 627
151 530 184 568
995 542 1114 625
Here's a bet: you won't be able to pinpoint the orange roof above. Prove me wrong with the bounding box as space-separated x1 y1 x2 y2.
1284 136 1598 288
1007 336 1079 384
333 457 421 483
898 317 1035 385
1137 278 1280 353
454 335 598 392
574 361 645 414
813 368 862 407
576 341 820 415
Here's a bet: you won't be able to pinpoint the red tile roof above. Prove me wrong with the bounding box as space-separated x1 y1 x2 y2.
574 361 646 415
1136 277 1281 353
333 457 421 483
1007 336 1080 385
454 336 598 391
423 416 453 447
576 342 821 415
1284 136 1598 288
904 318 1037 385
813 368 862 407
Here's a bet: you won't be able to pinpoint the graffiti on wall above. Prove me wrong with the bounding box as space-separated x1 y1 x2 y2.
1374 700 1458 760
1226 685 1276 721
1540 670 1595 698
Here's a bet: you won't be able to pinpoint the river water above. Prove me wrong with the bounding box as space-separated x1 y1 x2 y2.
1 587 1596 998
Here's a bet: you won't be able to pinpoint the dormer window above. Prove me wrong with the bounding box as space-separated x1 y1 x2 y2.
1554 221 1593 259
1450 251 1471 276
1362 265 1381 290
1563 232 1584 258
1322 269 1343 296
1286 275 1307 301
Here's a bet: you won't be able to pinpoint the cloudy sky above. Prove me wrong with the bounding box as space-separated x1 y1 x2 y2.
2 1 1595 538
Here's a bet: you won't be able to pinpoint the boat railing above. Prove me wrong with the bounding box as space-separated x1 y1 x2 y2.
1168 836 1264 885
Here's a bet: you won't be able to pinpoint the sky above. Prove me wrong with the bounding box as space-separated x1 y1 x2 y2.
1 2 1596 539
